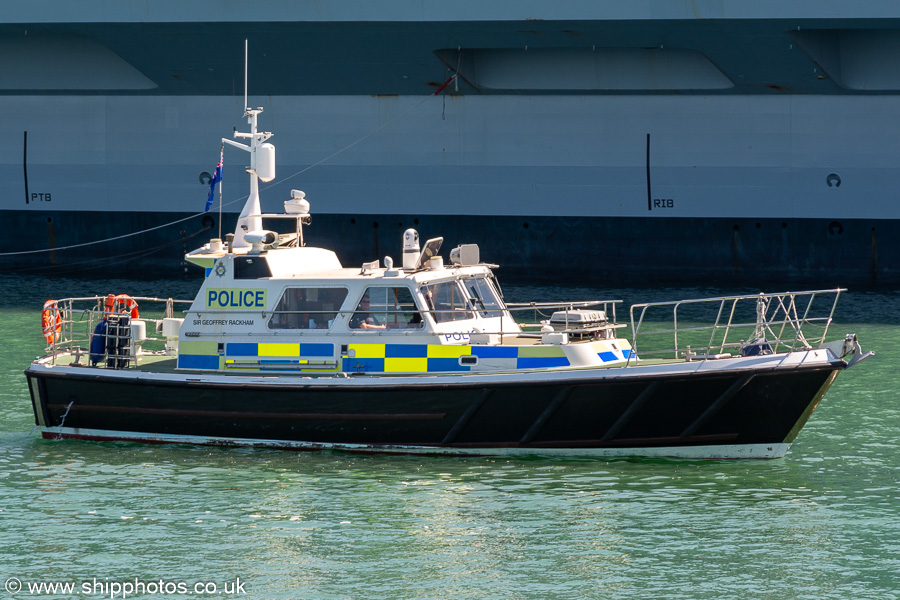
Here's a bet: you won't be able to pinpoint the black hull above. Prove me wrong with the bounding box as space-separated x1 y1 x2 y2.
25 363 842 458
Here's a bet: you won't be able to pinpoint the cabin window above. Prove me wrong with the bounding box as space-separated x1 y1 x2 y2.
350 287 423 330
421 281 475 323
268 287 348 330
234 256 272 279
463 276 504 318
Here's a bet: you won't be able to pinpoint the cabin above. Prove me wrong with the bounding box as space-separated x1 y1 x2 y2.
180 214 631 375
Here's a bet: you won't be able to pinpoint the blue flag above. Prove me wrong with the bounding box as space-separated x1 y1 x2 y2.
205 149 223 212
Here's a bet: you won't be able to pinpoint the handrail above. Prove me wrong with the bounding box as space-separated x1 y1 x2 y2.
42 296 193 368
505 300 621 327
628 289 844 363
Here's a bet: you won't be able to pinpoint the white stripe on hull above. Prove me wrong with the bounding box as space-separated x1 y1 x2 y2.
40 427 791 460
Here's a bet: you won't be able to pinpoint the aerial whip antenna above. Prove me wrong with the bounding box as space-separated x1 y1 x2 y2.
244 38 248 110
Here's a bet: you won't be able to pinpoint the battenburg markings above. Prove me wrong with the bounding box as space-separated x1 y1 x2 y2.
206 289 267 309
339 343 572 374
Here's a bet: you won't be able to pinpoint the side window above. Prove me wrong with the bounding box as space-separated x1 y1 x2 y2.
464 277 504 318
350 287 424 330
268 287 348 329
422 281 474 324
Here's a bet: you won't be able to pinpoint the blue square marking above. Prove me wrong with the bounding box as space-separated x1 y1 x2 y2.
227 342 258 356
427 358 470 372
471 346 518 358
178 354 220 370
342 357 384 373
386 344 428 358
517 357 570 369
300 343 334 357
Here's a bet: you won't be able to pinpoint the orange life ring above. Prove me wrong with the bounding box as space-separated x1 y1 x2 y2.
109 294 140 319
41 300 61 344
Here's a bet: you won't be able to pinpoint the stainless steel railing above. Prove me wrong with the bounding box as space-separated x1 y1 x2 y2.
42 296 193 368
628 289 844 363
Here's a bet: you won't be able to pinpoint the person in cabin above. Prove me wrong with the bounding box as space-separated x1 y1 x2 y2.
349 294 386 329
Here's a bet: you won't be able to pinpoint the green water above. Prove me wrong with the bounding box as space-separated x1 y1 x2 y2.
1 276 897 599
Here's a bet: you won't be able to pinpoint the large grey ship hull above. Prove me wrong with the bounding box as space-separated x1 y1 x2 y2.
3 3 900 283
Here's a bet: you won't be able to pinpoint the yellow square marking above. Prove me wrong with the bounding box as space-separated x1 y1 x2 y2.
259 343 300 357
385 357 428 373
349 344 386 358
427 345 471 358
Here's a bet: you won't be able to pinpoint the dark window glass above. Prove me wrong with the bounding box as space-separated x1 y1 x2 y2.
233 256 272 279
268 287 348 330
350 287 423 330
421 281 474 323
464 277 504 318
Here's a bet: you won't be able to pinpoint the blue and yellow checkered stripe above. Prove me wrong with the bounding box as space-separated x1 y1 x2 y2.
227 342 334 357
341 344 570 373
225 342 337 371
177 341 337 371
177 340 634 373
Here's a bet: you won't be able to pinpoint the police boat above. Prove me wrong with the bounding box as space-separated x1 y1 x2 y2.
24 105 874 459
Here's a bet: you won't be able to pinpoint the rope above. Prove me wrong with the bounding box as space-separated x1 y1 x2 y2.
0 94 437 258
55 400 75 439
3 222 213 275
0 213 204 257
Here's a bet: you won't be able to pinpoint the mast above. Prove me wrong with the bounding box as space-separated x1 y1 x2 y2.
221 42 275 249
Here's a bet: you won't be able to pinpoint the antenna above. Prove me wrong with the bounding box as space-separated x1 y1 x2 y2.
220 40 274 249
243 38 248 110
